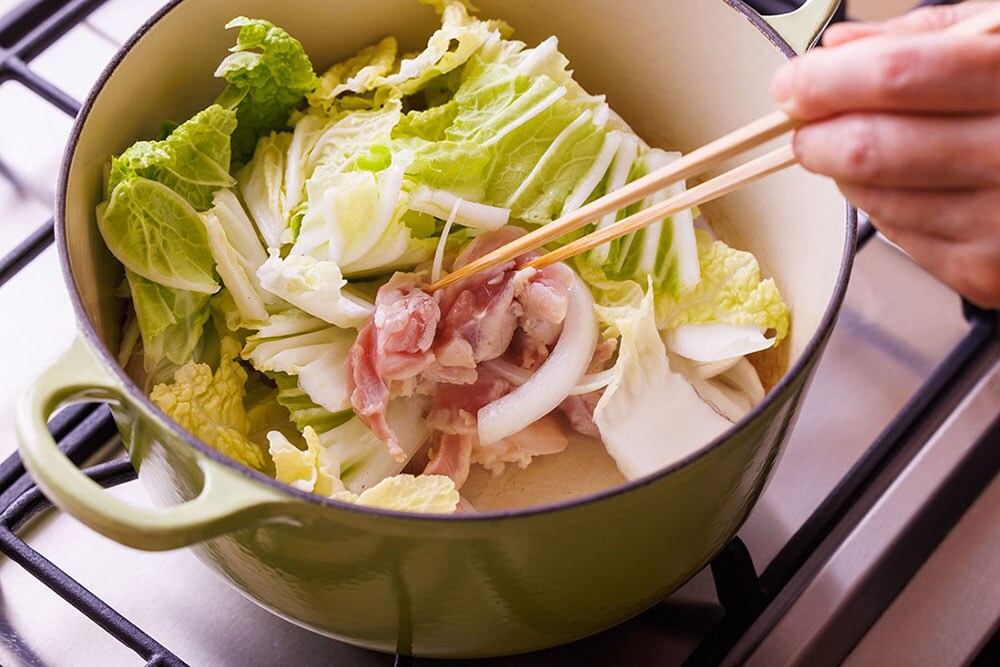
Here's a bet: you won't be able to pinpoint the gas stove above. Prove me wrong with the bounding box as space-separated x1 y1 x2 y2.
0 1 997 665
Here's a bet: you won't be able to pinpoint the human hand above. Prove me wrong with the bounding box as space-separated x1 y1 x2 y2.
770 2 1000 308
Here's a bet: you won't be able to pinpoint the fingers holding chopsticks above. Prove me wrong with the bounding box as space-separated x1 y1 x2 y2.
771 33 1000 117
821 2 989 46
771 2 1000 308
836 185 1000 242
793 112 1000 189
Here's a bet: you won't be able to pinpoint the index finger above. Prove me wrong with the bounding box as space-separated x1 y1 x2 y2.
771 32 1000 119
822 2 988 47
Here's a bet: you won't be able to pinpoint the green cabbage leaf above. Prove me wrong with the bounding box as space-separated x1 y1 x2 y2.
656 230 790 342
215 17 318 161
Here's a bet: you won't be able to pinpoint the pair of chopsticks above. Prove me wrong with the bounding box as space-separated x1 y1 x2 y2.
428 2 1000 291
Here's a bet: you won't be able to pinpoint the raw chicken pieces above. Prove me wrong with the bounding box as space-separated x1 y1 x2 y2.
347 229 605 487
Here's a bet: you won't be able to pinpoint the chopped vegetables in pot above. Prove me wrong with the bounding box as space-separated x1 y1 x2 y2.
101 0 789 515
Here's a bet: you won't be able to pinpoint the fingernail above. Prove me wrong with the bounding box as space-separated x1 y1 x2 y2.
771 62 794 105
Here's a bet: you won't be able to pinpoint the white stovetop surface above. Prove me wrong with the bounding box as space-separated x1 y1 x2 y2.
0 1 996 665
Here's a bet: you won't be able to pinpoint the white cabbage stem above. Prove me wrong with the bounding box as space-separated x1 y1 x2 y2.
477 272 598 445
408 186 509 231
588 134 638 266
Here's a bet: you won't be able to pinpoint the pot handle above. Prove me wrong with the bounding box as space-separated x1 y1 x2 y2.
762 0 840 55
16 336 293 551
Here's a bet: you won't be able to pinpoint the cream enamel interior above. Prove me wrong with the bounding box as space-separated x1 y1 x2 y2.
63 0 847 461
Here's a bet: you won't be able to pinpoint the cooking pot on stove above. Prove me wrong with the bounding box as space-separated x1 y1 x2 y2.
16 0 854 657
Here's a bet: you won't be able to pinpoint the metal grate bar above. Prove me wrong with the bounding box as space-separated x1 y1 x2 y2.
3 0 107 60
6 54 80 113
812 410 1000 665
685 310 999 666
0 0 102 279
0 0 73 47
761 314 997 594
0 457 188 666
0 406 117 512
0 218 54 288
0 1 995 665
0 402 98 503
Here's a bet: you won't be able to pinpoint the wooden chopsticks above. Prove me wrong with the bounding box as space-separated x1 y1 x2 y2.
427 110 799 291
523 145 797 271
427 2 1000 291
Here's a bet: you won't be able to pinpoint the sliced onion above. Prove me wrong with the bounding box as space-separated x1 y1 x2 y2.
408 186 510 231
431 196 462 283
570 368 615 395
477 272 598 445
485 359 613 395
664 322 774 363
482 358 531 385
455 495 478 514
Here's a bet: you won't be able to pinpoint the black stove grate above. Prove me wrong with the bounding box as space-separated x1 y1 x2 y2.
0 1 996 666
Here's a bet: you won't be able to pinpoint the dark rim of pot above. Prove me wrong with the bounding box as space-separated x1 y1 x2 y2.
56 0 857 523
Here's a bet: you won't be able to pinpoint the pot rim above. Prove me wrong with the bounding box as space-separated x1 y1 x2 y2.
56 0 857 523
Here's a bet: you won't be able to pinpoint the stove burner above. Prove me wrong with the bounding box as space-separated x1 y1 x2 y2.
0 1 995 666
0 407 184 666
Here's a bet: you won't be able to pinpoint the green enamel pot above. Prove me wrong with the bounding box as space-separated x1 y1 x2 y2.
17 0 853 658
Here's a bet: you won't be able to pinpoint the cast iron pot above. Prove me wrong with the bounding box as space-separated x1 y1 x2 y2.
17 0 854 658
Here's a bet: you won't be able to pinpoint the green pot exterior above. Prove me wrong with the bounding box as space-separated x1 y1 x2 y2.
106 335 819 657
13 0 854 658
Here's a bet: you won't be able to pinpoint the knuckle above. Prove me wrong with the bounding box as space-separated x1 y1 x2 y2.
924 5 959 31
840 120 884 181
908 5 959 32
872 45 918 101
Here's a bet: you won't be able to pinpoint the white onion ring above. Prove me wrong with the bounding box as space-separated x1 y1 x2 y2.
485 359 614 396
477 272 598 445
570 368 616 395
